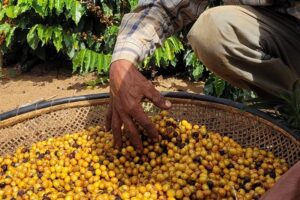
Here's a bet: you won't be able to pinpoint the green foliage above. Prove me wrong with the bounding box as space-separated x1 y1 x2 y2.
72 49 111 74
2 0 85 24
128 0 138 9
204 73 256 102
184 50 204 81
205 75 225 98
248 80 300 132
0 23 16 48
26 24 78 53
143 36 184 68
0 0 120 73
103 25 119 53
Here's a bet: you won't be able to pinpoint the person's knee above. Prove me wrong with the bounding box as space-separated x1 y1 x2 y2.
187 6 245 70
187 6 257 89
188 6 238 41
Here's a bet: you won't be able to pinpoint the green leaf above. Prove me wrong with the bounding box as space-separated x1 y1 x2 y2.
0 23 11 35
129 0 138 10
6 6 19 18
44 26 53 44
143 57 151 68
67 47 75 58
214 76 226 97
184 50 203 81
6 5 30 18
164 40 174 61
150 36 184 68
32 0 48 17
192 65 204 81
84 50 91 73
79 49 87 73
97 53 104 73
154 49 162 67
168 36 184 52
72 51 82 72
72 34 79 50
72 49 111 74
64 33 76 58
48 0 55 11
5 26 16 48
65 0 73 10
102 3 113 16
52 26 63 52
55 0 64 15
103 25 119 51
96 53 112 73
17 0 32 5
0 8 6 21
204 76 215 95
89 50 97 72
36 25 45 45
0 24 12 48
27 25 39 50
103 54 111 73
71 1 84 25
36 25 53 46
86 35 96 48
39 0 49 15
104 25 119 37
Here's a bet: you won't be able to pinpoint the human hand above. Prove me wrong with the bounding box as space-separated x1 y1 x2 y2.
260 161 300 200
105 59 172 151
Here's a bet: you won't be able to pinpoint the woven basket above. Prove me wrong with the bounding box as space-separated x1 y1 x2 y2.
0 92 299 167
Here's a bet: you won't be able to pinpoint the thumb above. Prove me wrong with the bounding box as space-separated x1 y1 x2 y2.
145 85 172 110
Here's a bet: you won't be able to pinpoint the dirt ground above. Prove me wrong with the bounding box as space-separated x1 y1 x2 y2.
0 68 204 113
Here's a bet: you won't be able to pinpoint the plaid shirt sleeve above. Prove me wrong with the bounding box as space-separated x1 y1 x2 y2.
111 0 209 66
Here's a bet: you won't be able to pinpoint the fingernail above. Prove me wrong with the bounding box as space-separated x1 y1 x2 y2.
165 100 172 107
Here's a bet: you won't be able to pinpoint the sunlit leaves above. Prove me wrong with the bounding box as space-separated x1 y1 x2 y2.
72 49 112 74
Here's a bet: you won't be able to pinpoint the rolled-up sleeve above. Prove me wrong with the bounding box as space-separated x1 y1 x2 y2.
111 0 209 66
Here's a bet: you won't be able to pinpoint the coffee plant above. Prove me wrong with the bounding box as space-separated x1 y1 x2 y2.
0 0 211 80
0 0 189 76
0 0 126 75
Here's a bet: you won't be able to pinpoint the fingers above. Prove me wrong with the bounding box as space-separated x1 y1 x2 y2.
106 93 123 149
144 84 172 110
107 87 169 151
111 106 123 149
118 109 143 152
105 97 113 131
130 106 159 141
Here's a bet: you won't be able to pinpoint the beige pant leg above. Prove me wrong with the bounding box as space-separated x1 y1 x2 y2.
188 5 300 96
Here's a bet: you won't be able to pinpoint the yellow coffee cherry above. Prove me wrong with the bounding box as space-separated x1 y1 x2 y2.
0 115 288 200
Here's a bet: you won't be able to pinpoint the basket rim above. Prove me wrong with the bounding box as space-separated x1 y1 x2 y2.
0 92 298 140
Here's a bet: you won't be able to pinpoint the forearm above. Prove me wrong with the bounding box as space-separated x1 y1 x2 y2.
261 161 300 200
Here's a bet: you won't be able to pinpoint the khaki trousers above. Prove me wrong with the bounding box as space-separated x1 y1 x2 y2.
188 5 300 96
